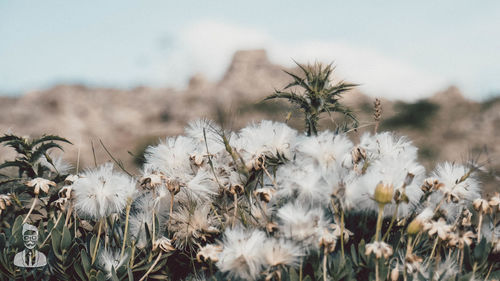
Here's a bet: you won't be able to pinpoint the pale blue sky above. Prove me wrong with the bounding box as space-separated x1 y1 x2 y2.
1 0 499 100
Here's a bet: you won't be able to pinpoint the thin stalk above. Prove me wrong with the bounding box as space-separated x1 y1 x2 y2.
485 263 494 281
121 199 132 259
459 248 464 273
375 260 380 281
233 193 238 228
340 209 345 262
382 204 399 241
429 238 439 262
299 261 303 281
139 252 162 281
152 210 156 247
323 247 328 281
477 213 483 243
40 211 63 247
23 194 38 223
64 206 73 226
375 204 385 241
129 240 136 268
168 193 175 227
91 219 103 264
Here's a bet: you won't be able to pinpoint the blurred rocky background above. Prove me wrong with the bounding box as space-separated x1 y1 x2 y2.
0 50 498 192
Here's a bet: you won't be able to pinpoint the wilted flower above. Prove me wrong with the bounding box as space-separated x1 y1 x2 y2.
254 188 275 203
489 192 500 212
473 198 492 214
460 209 473 227
448 231 475 249
329 223 353 242
64 174 79 185
196 244 222 263
26 178 56 195
318 227 338 253
0 193 12 215
365 241 393 259
53 197 68 211
169 203 219 250
153 236 176 253
424 218 452 240
58 185 73 199
140 173 165 190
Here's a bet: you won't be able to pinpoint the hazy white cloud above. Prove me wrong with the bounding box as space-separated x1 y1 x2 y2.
163 20 446 101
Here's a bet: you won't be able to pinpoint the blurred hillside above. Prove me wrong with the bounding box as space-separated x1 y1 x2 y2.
0 50 498 192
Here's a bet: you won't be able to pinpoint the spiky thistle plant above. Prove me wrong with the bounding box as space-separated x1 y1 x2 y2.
264 62 358 136
0 134 71 178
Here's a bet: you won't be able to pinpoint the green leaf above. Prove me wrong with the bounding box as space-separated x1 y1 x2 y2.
81 249 91 275
61 226 72 250
289 268 299 281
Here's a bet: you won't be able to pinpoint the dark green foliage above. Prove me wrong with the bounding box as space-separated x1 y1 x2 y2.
264 62 358 136
0 134 72 178
383 100 439 130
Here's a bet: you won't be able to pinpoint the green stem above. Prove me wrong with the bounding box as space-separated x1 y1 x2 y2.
139 252 162 281
299 260 303 281
121 199 132 259
375 259 380 281
382 204 399 241
91 219 103 264
340 209 345 262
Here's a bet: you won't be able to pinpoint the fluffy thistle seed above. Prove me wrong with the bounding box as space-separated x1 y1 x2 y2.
196 244 222 263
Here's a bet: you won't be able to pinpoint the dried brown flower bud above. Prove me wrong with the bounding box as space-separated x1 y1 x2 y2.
473 198 491 214
153 237 176 253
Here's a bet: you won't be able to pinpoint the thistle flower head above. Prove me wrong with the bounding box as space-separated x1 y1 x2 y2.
169 203 219 250
277 203 326 249
72 163 137 220
216 227 267 281
262 238 303 268
26 177 56 195
98 249 128 279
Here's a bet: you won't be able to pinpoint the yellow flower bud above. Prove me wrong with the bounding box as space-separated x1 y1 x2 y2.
407 219 423 235
374 182 394 205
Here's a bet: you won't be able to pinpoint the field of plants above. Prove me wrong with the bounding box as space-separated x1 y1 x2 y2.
0 63 498 281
